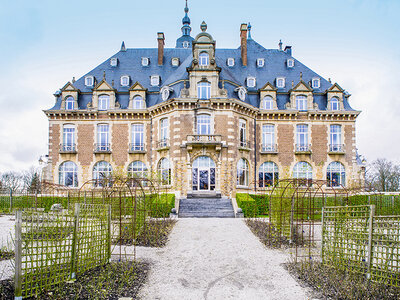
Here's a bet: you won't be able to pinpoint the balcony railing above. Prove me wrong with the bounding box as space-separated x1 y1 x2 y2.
187 135 222 143
94 143 111 153
157 139 170 149
295 144 312 153
129 143 146 153
329 144 345 154
59 143 77 153
261 144 277 153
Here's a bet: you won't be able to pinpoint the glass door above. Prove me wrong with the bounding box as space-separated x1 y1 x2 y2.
192 156 216 191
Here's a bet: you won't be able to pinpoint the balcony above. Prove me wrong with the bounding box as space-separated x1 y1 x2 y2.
59 143 77 154
157 139 170 151
238 140 251 151
295 144 312 154
185 135 223 151
129 143 146 154
260 144 278 154
94 143 111 154
329 144 345 154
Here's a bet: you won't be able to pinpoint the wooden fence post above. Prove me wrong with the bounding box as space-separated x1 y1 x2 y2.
14 210 22 299
107 204 112 262
70 203 80 280
366 204 375 279
321 207 325 262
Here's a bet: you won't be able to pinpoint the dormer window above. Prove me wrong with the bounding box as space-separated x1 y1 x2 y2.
141 57 149 66
246 77 256 88
276 77 285 88
199 52 209 66
227 58 235 67
262 96 274 110
151 75 160 86
65 96 75 110
197 82 211 100
312 77 321 89
257 58 265 68
183 41 190 48
132 95 145 109
287 59 294 68
85 76 94 87
235 86 247 101
172 57 180 67
98 95 110 111
120 75 130 87
110 58 118 67
331 97 340 111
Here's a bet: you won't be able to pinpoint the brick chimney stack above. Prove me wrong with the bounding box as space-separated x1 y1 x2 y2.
240 23 248 66
157 32 165 65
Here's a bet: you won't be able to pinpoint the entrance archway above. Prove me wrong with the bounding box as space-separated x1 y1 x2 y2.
192 156 216 191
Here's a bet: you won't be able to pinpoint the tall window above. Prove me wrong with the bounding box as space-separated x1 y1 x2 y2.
98 95 110 110
239 119 247 147
160 118 169 143
97 124 109 151
158 158 171 185
93 161 112 186
296 95 307 111
197 82 211 100
132 95 145 109
59 161 78 187
296 124 309 151
262 96 274 110
127 161 147 179
65 96 75 110
131 124 144 151
237 158 249 186
199 52 209 66
331 97 340 111
62 124 75 152
262 124 275 152
330 125 342 152
327 162 345 187
293 162 312 186
197 114 211 135
259 162 279 187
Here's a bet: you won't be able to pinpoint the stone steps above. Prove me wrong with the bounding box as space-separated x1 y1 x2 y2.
178 196 235 218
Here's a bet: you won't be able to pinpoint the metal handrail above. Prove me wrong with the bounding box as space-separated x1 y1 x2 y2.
157 139 170 148
59 143 76 153
187 135 222 143
261 144 277 153
129 143 145 152
329 144 345 153
94 143 111 152
295 144 312 152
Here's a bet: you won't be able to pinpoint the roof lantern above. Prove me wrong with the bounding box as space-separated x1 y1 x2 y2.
176 0 194 48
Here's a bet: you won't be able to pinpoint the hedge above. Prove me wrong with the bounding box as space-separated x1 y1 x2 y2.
236 193 257 217
148 194 175 218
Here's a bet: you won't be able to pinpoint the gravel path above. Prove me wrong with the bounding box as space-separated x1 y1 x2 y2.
138 218 309 300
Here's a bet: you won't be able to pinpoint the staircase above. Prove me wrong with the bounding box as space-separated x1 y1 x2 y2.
178 192 235 218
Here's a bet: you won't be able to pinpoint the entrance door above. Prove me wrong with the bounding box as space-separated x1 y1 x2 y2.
192 156 216 191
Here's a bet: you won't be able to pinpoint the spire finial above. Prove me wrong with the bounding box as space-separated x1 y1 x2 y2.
121 41 126 52
185 0 188 13
279 39 283 51
200 21 207 32
248 22 252 39
103 70 106 80
300 72 303 80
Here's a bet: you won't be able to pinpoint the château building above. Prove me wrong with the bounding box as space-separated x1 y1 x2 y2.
43 2 364 198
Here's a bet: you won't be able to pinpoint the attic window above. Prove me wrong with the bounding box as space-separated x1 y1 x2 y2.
312 77 320 89
276 77 285 88
182 41 190 48
171 58 180 67
110 58 118 67
199 52 209 66
287 58 294 68
85 76 94 87
246 77 256 88
227 58 235 67
151 75 160 86
257 58 265 68
141 57 149 66
120 75 130 87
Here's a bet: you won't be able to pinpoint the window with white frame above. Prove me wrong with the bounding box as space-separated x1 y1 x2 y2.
262 124 275 151
98 95 110 110
65 96 75 110
158 158 171 185
127 161 147 179
160 118 169 144
247 77 256 88
327 161 345 187
59 161 78 187
227 58 235 67
85 76 94 87
141 57 149 66
259 161 279 187
62 124 75 151
296 95 307 111
199 52 209 66
239 119 247 147
312 77 320 89
182 41 190 48
330 125 342 152
197 82 211 100
330 97 340 111
120 75 129 86
287 58 294 68
132 95 145 109
171 57 180 67
257 58 265 67
197 114 211 135
296 124 309 151
237 158 249 186
276 77 285 88
97 124 109 151
151 75 160 86
293 161 312 185
262 96 274 110
131 124 144 151
93 161 112 186
110 58 118 67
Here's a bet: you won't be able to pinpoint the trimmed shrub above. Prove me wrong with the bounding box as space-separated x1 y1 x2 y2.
249 194 269 215
148 194 175 218
236 193 257 217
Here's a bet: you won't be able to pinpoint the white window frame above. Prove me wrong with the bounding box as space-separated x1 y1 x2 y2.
97 124 109 147
331 97 340 111
257 58 265 68
93 161 112 186
65 96 75 110
59 161 78 187
63 124 75 149
199 52 209 66
131 123 145 151
132 95 144 109
259 162 279 187
160 118 169 142
327 161 346 187
262 96 274 110
150 75 160 86
128 161 148 179
197 82 211 100
182 41 190 48
237 158 249 186
171 57 180 67
227 58 235 67
287 58 294 68
296 95 307 111
197 114 212 135
239 119 247 147
276 77 285 89
98 95 110 110
158 158 171 185
262 124 275 150
312 77 321 89
296 124 309 148
330 124 342 150
85 76 94 87
141 57 149 66
120 75 130 87
110 58 118 67
247 76 256 88
293 162 312 181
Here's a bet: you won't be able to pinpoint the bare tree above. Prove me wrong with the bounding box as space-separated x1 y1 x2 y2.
367 158 400 192
22 167 42 193
0 171 23 193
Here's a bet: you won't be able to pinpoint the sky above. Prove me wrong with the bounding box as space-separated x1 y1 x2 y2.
0 0 399 172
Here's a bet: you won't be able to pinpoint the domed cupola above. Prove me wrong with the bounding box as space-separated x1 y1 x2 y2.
176 0 195 48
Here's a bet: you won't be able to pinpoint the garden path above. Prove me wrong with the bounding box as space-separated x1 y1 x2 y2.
137 218 310 300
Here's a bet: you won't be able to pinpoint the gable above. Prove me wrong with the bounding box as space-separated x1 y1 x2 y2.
260 82 277 91
327 83 344 92
94 79 114 91
129 81 146 91
61 82 78 92
292 80 312 92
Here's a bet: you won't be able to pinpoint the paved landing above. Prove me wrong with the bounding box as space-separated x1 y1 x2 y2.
138 218 309 300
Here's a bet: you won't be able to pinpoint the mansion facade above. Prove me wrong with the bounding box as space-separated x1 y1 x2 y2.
43 3 364 198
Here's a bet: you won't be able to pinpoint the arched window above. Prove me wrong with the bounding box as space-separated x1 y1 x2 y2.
296 95 307 111
293 162 312 186
132 95 145 109
331 97 340 111
59 161 78 187
197 114 211 135
158 158 171 185
199 52 209 66
262 96 274 110
127 161 148 179
65 96 75 110
93 161 112 186
259 162 279 187
237 158 249 186
197 82 211 100
327 162 345 187
98 95 110 110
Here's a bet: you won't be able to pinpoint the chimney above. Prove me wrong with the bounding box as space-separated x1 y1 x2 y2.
284 45 292 56
157 32 165 66
240 23 248 66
